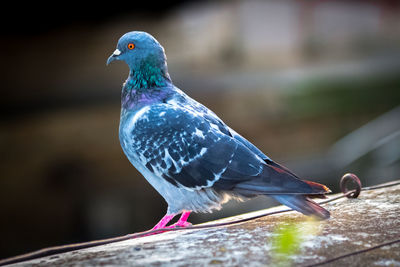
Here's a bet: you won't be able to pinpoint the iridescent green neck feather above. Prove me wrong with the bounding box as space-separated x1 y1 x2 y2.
125 54 171 91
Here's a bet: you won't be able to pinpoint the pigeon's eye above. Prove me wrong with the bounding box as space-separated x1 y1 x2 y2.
127 43 135 50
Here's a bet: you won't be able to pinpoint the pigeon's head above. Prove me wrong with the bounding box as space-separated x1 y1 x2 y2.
107 31 171 90
107 31 167 71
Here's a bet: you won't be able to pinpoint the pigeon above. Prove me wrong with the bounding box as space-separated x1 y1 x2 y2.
107 31 330 230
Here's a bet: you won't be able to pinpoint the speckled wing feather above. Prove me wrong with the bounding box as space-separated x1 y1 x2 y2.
123 102 317 195
123 103 261 190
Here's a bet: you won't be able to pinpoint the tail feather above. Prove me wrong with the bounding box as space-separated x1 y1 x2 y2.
273 195 330 220
228 161 331 219
303 180 331 199
303 180 331 194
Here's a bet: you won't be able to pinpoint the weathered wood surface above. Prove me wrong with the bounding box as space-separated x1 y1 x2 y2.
10 181 400 267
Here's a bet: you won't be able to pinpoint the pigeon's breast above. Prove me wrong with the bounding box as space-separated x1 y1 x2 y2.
119 106 151 162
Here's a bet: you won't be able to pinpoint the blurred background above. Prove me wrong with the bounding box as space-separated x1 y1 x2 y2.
1 0 399 259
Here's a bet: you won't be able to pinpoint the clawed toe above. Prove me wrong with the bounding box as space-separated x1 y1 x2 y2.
166 221 192 228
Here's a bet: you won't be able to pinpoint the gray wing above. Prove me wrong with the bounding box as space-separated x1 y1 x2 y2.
227 127 301 179
227 127 271 161
124 103 314 194
124 103 264 190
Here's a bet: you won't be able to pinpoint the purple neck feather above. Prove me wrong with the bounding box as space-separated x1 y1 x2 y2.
121 84 173 110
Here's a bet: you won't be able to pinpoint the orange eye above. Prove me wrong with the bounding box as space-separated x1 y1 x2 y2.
127 43 135 50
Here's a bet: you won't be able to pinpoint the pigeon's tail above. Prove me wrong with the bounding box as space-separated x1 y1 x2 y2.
272 179 331 220
225 161 331 219
272 194 330 220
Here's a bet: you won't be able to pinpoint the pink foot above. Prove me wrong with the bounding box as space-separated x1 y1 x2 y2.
166 211 192 228
151 213 176 231
149 211 192 234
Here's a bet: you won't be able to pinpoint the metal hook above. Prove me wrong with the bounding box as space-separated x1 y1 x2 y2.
340 173 361 198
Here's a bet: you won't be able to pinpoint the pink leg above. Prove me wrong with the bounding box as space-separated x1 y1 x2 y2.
167 211 192 228
151 213 176 230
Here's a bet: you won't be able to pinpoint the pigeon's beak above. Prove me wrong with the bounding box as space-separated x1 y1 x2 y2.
107 49 122 65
